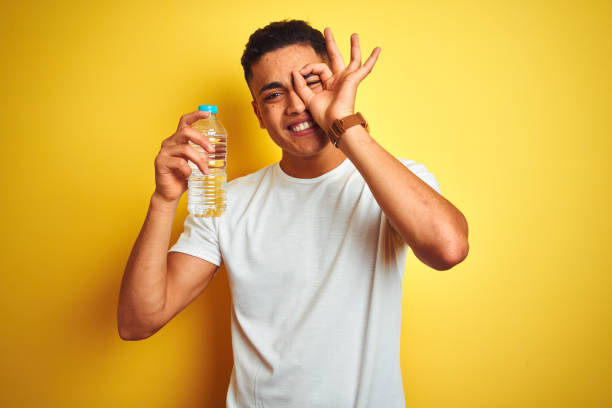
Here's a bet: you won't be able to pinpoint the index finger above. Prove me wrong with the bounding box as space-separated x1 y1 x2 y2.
324 27 345 73
177 110 210 131
292 70 315 107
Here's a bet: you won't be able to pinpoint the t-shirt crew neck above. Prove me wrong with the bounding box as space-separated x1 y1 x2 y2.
274 157 351 184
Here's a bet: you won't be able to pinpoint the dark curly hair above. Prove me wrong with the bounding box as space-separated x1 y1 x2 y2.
241 20 329 86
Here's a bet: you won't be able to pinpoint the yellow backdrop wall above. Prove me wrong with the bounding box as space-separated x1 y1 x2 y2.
1 0 610 407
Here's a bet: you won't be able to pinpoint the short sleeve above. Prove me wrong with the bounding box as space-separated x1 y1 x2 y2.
397 158 441 194
168 214 222 267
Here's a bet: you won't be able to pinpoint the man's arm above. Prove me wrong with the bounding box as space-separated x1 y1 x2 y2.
292 28 468 270
337 126 468 270
117 110 220 340
117 195 218 340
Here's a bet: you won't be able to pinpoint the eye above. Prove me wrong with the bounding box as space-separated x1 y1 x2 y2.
264 91 282 101
306 80 322 87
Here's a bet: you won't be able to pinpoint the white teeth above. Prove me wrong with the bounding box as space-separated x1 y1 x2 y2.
291 121 313 132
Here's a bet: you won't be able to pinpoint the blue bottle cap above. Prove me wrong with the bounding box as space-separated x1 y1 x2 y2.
198 105 218 114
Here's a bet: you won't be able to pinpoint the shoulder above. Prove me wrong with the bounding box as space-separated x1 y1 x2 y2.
217 163 277 223
227 163 275 190
224 162 277 208
396 158 441 194
397 158 426 171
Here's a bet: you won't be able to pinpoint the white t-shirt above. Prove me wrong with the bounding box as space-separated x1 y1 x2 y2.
169 157 441 408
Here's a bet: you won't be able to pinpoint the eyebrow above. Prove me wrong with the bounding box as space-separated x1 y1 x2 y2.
258 81 283 95
258 73 320 95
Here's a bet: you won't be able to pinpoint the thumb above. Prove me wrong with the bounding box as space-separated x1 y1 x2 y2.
292 70 314 107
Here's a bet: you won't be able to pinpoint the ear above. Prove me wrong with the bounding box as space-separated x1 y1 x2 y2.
251 100 265 129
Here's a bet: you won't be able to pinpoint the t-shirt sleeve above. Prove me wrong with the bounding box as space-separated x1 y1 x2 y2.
397 158 441 194
168 214 222 267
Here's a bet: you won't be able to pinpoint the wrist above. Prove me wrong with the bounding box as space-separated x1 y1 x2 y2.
150 192 180 215
326 112 369 148
325 110 354 130
337 123 374 152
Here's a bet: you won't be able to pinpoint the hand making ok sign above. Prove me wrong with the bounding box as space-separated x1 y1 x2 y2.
292 27 381 131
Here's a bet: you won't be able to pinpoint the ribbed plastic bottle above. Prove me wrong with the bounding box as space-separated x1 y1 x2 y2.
187 105 227 217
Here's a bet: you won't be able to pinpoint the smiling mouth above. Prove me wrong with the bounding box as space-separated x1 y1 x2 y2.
287 120 320 133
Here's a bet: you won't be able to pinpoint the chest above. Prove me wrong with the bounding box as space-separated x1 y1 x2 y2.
217 176 382 312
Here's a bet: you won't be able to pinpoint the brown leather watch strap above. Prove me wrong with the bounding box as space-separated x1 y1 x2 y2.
328 112 369 147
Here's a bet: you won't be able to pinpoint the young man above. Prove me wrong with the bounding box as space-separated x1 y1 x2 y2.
118 20 468 407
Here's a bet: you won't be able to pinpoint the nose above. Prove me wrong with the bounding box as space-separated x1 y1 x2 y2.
286 89 305 115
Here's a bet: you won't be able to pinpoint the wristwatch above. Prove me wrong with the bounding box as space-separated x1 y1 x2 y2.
327 112 369 147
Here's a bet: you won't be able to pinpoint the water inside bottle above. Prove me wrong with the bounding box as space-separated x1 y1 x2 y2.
187 133 227 217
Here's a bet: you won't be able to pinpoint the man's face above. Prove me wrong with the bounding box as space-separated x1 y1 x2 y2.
249 44 330 158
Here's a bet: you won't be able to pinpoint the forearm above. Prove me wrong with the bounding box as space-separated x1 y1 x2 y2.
338 126 468 269
117 193 178 338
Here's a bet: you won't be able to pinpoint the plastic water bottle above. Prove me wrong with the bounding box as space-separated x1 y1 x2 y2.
187 105 227 217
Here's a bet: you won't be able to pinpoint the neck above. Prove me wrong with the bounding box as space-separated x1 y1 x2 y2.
279 144 346 178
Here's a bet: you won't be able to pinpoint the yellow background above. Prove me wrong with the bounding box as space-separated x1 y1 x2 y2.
1 0 610 406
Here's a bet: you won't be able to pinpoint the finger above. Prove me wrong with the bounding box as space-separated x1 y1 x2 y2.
347 33 361 71
299 63 333 83
292 70 315 107
164 143 210 174
161 135 177 148
175 126 216 153
155 154 192 179
166 156 193 179
354 47 381 81
324 27 345 73
176 110 211 131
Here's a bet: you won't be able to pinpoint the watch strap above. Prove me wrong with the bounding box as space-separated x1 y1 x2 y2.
328 112 369 147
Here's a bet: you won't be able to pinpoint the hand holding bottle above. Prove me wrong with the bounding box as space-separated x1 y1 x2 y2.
153 110 216 207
